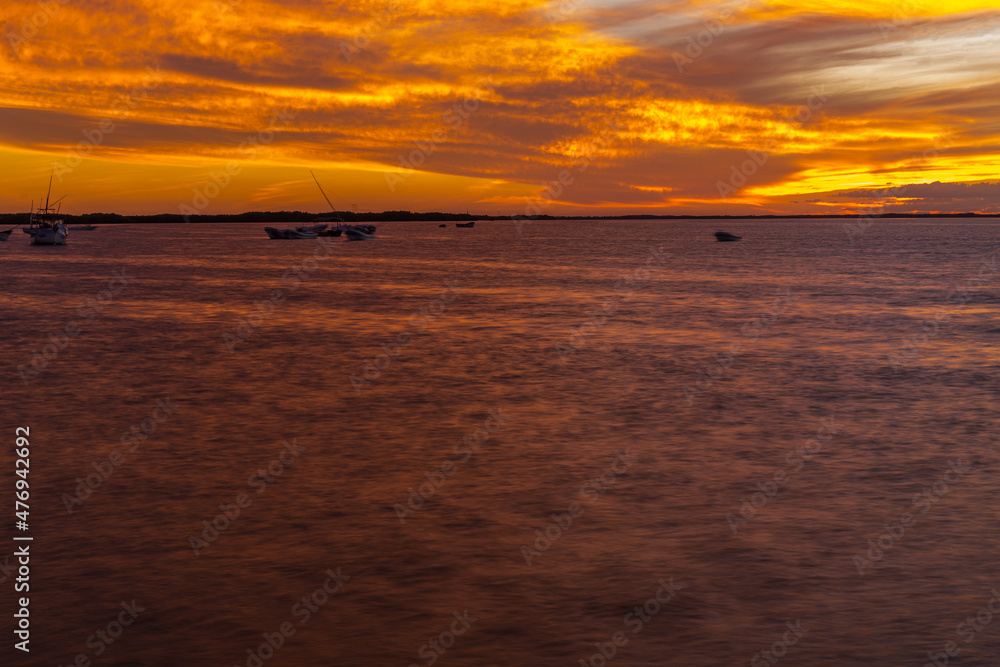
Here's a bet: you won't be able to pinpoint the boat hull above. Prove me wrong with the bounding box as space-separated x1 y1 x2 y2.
344 228 374 241
25 224 68 245
29 230 68 245
714 232 741 242
265 227 318 239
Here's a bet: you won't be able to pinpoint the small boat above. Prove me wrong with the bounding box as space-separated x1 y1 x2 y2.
315 218 345 237
23 175 68 245
0 227 17 241
455 221 475 228
344 224 376 241
438 224 446 228
715 231 741 242
68 224 98 231
264 227 319 239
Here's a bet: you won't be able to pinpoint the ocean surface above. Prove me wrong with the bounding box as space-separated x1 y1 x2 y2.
2 219 998 666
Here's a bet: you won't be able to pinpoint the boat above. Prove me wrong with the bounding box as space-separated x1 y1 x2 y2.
67 224 98 231
314 218 345 237
23 175 68 245
344 224 376 241
455 221 475 228
0 227 16 241
715 231 741 242
309 171 354 238
438 224 446 228
264 226 319 239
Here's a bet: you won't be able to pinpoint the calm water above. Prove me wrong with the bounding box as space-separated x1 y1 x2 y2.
2 219 998 666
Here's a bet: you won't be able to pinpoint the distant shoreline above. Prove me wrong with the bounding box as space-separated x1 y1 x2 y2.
1 211 997 224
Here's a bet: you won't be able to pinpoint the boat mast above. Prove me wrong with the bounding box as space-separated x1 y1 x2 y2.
310 170 337 213
45 171 53 213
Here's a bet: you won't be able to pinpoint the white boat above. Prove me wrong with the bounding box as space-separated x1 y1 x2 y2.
344 224 376 241
714 231 741 242
23 176 68 245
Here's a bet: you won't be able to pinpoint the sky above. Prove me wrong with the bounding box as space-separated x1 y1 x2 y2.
1 0 998 216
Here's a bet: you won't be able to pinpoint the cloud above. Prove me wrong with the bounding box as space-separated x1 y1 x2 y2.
0 0 998 213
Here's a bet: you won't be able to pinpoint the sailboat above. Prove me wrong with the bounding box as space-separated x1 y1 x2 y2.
311 170 375 240
23 174 68 245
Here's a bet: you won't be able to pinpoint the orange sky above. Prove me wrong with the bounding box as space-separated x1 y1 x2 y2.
1 0 998 215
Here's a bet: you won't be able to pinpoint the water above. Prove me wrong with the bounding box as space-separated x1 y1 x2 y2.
2 219 998 666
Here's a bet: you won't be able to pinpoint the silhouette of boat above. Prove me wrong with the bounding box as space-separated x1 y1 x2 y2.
715 231 741 242
264 227 319 239
456 221 475 228
23 174 68 245
344 224 376 241
0 227 16 241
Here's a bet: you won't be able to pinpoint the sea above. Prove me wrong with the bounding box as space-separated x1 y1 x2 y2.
2 218 998 666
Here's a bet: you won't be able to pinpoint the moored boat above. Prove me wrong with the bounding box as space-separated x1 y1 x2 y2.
456 221 475 228
0 227 16 241
715 231 741 242
344 224 376 241
265 226 319 239
24 175 68 245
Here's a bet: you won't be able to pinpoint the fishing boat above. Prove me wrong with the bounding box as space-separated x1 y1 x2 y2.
456 221 475 228
23 175 68 245
715 231 741 242
0 227 16 241
344 224 376 241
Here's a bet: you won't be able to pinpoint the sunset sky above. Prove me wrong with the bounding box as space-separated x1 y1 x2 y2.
1 0 998 216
